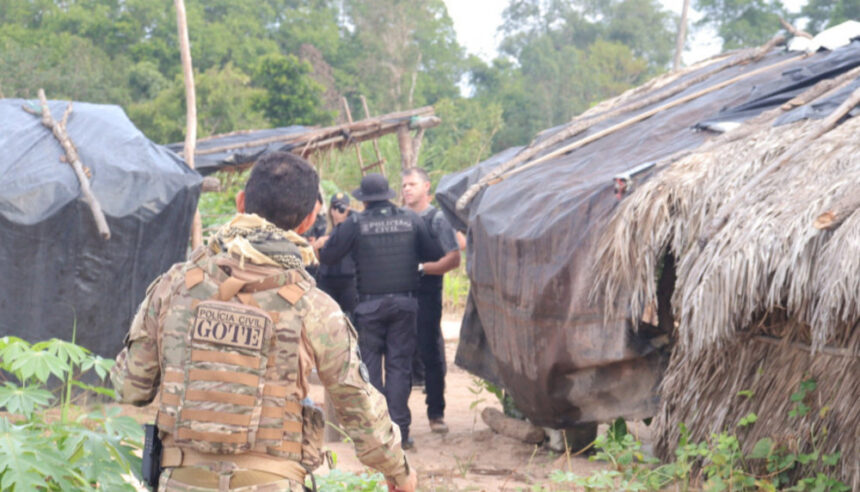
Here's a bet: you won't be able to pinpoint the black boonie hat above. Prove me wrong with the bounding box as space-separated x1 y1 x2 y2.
352 173 395 202
330 192 350 208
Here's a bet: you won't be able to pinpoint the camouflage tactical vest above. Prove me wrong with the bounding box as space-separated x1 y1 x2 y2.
156 249 316 463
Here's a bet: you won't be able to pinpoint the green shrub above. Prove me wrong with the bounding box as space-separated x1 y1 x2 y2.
310 468 387 491
0 334 142 491
539 379 850 491
443 265 469 312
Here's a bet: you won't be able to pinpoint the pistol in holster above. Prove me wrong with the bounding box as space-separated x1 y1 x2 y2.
142 423 163 489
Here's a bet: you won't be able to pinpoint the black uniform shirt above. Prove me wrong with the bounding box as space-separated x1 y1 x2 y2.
418 205 459 293
319 200 443 267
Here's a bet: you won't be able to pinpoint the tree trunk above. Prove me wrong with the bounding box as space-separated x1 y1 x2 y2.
174 0 203 250
673 0 691 71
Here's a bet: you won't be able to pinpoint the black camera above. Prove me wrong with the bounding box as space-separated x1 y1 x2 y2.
334 204 347 213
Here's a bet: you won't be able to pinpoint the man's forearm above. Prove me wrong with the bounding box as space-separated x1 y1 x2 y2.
421 250 460 275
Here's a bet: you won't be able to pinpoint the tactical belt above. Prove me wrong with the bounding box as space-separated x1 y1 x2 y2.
161 447 306 483
358 291 414 302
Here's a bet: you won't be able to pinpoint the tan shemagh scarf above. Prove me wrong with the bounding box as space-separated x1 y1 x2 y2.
208 214 318 270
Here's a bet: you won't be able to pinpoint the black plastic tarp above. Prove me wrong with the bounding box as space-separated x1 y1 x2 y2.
700 40 860 128
436 44 860 428
0 99 201 357
167 126 308 175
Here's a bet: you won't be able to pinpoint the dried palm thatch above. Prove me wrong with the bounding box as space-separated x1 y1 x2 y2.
657 323 859 486
593 67 860 486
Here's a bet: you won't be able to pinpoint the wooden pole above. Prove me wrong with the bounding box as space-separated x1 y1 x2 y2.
396 125 414 171
22 90 111 240
779 16 812 39
361 95 385 165
175 0 203 250
341 97 367 174
673 0 690 71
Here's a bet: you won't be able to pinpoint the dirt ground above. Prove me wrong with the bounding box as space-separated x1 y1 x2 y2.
308 338 615 491
118 313 647 491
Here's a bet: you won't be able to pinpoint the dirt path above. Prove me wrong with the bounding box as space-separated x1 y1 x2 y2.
306 336 615 491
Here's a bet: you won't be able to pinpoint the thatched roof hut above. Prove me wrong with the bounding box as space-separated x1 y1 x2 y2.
437 25 859 486
593 52 860 489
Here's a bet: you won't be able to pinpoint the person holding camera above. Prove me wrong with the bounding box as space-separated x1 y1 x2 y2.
316 192 358 318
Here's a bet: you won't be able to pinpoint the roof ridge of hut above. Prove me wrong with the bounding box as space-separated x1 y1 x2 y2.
455 36 789 212
593 62 860 356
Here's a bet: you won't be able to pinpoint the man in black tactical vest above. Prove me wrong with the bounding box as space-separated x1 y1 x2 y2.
316 173 443 449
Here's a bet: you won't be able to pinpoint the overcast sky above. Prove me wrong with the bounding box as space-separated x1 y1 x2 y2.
443 0 810 66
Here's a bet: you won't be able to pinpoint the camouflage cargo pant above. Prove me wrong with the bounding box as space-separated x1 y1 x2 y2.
158 463 307 492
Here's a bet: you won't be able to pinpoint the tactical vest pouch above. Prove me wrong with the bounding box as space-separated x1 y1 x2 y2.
171 299 274 454
300 402 326 471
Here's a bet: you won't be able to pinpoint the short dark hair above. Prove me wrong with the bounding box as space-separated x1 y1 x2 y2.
402 167 430 183
244 151 319 231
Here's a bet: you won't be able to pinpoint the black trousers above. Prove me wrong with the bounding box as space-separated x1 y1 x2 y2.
316 275 357 318
415 289 446 419
353 294 418 440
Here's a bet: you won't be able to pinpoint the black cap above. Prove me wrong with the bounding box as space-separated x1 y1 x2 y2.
330 192 350 208
351 173 395 202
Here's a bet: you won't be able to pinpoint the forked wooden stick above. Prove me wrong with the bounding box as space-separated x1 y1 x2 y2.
23 89 111 240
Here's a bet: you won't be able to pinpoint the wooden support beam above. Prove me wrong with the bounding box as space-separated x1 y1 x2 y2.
397 125 414 171
342 97 370 176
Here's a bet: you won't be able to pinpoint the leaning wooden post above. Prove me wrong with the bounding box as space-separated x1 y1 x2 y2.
23 89 111 240
175 0 203 250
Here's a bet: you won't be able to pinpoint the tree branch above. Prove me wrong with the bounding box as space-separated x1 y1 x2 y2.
780 16 812 39
23 89 111 240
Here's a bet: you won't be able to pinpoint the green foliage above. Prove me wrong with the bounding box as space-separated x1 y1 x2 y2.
197 170 250 230
789 378 816 418
694 0 788 49
1 0 690 168
801 0 860 34
471 0 671 151
0 336 143 491
442 265 469 312
128 63 268 144
539 377 849 491
422 97 503 178
0 26 132 103
253 53 334 127
311 468 386 491
340 0 464 112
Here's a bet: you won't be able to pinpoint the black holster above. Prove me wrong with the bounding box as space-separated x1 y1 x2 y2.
141 423 163 489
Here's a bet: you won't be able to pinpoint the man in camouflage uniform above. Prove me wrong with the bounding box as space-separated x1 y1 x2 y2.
112 151 416 492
